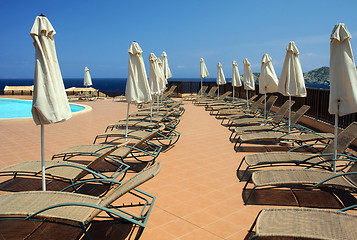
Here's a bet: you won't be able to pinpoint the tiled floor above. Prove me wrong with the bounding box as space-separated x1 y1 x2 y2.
0 97 354 239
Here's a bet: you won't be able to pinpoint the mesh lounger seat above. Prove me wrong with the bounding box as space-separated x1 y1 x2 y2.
235 130 334 151
237 122 357 180
0 162 161 240
248 207 357 239
0 143 130 191
229 105 310 142
243 159 357 205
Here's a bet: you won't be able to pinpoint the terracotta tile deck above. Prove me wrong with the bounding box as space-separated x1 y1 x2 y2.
0 97 353 239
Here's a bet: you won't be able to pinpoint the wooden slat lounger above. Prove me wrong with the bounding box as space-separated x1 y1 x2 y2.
0 162 161 240
248 207 357 239
237 122 357 180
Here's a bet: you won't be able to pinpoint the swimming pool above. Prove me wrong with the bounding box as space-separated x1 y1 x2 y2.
0 98 86 119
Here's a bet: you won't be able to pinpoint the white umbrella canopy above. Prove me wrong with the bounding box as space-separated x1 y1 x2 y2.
329 23 357 172
30 14 72 191
148 53 163 96
232 60 242 103
161 51 172 81
277 41 306 97
83 67 92 87
259 54 279 118
125 41 152 137
277 41 306 132
243 58 255 91
259 54 278 94
126 41 152 103
243 58 255 108
200 58 209 95
216 62 226 97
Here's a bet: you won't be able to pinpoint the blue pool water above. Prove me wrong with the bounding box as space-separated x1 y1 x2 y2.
0 98 85 119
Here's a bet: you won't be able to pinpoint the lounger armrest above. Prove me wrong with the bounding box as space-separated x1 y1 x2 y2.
315 171 357 187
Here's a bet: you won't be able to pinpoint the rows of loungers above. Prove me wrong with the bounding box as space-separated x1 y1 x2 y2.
192 86 357 239
0 89 184 239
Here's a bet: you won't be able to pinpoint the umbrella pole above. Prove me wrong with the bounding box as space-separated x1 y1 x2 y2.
232 86 235 103
288 96 292 133
125 103 130 139
200 78 203 96
333 101 340 173
218 85 220 98
264 93 267 119
157 95 160 112
246 90 249 109
150 100 153 123
41 125 46 191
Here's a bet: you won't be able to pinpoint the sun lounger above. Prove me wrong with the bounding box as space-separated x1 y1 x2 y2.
194 90 231 106
229 104 310 141
54 134 161 169
237 122 357 180
0 162 161 240
183 85 208 101
242 149 357 205
105 111 180 132
235 130 334 152
95 122 181 147
248 207 357 239
0 143 130 191
216 95 266 120
229 99 293 127
205 95 258 114
193 86 218 105
226 95 278 129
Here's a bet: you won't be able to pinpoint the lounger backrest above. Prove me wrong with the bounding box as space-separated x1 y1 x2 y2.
274 100 295 117
87 162 162 222
198 86 208 95
248 95 258 103
75 142 130 180
206 86 218 97
323 122 357 159
265 95 278 112
250 95 266 109
290 105 310 124
220 91 232 98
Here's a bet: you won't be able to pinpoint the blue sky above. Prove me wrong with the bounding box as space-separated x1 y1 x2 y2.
0 0 357 79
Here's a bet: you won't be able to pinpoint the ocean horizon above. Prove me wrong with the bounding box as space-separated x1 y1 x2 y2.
0 78 330 93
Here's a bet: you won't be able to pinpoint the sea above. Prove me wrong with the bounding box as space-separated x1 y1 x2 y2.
0 78 330 93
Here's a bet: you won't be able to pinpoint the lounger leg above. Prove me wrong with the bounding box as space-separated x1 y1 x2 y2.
243 176 256 205
234 139 243 152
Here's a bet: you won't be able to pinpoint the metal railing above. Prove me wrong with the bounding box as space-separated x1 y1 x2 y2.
2 81 355 128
